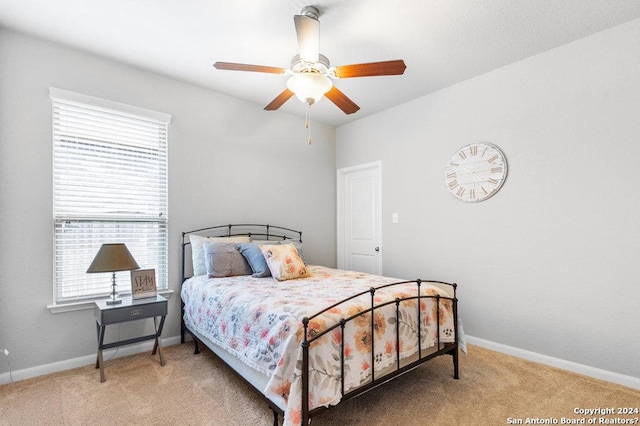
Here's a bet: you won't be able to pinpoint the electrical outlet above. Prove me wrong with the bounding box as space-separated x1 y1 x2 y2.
2 349 8 356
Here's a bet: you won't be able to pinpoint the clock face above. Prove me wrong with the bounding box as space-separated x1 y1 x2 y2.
444 142 508 202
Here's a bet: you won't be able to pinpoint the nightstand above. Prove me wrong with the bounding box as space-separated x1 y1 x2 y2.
94 295 167 382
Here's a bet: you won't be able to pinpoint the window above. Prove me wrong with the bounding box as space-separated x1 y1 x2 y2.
51 88 170 305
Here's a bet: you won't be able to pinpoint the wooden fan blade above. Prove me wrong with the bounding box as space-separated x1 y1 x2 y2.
333 60 406 78
264 89 295 111
325 86 360 114
214 62 287 75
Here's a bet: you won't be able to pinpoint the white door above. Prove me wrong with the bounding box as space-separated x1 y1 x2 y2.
337 161 382 275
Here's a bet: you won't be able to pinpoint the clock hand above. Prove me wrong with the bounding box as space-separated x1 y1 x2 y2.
462 167 486 182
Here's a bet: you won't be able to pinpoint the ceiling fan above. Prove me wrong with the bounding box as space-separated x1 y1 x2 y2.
213 6 406 115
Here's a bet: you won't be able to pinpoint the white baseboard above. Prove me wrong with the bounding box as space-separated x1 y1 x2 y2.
3 335 638 391
0 335 181 385
465 335 640 391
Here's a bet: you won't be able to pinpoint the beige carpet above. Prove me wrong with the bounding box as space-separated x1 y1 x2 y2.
1 343 638 425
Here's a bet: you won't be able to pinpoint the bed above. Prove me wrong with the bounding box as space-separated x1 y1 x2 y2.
180 224 460 425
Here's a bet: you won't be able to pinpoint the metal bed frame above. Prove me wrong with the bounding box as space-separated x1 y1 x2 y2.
180 224 459 425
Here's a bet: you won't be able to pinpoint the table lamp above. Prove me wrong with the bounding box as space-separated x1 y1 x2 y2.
87 243 140 305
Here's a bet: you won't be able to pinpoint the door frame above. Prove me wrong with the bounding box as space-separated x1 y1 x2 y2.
336 160 382 274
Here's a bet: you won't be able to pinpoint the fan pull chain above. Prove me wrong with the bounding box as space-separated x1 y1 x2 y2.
306 102 312 145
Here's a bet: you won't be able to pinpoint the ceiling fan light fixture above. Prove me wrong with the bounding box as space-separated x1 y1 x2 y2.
287 72 333 105
213 7 404 116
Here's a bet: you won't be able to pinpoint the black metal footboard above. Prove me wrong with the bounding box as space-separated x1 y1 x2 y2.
299 279 459 425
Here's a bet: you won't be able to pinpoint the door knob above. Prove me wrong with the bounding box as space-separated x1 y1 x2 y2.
374 246 380 252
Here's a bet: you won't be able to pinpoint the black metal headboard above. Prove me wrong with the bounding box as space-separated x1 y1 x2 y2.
181 223 302 283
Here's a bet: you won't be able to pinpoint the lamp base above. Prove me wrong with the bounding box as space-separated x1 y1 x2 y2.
106 271 122 305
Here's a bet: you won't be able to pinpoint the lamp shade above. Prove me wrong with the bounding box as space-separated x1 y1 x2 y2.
287 72 332 105
86 243 140 273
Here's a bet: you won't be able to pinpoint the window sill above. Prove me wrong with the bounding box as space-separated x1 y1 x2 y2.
47 290 174 314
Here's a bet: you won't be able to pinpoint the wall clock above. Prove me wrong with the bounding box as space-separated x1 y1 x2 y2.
444 142 508 202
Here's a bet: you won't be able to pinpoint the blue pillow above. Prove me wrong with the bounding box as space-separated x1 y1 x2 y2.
235 241 280 278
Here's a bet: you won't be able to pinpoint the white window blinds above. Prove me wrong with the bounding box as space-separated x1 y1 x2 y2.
51 88 170 304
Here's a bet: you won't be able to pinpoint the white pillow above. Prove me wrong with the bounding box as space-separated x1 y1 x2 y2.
190 234 251 276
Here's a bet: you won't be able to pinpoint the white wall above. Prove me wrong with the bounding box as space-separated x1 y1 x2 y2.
0 29 336 376
336 19 640 379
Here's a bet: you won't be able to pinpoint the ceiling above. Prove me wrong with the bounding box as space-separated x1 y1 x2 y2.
1 0 639 127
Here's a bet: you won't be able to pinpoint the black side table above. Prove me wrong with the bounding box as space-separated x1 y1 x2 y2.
94 295 167 382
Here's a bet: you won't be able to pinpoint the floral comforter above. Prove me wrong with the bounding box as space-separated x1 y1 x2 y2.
181 265 455 426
